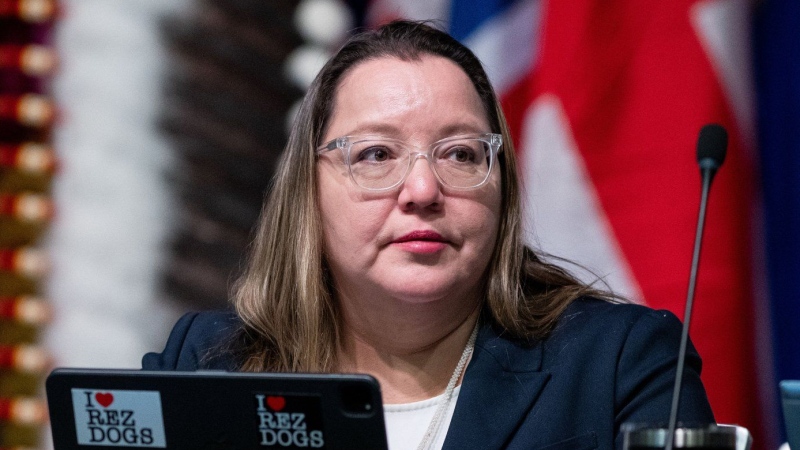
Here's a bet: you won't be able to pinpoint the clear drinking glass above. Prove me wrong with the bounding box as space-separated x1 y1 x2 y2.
621 424 740 450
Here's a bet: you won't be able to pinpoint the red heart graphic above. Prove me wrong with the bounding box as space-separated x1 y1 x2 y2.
266 396 286 411
95 392 114 408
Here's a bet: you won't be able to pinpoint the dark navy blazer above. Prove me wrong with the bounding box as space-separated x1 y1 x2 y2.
142 298 715 449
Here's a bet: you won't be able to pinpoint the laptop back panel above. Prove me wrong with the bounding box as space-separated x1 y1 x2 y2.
46 369 387 450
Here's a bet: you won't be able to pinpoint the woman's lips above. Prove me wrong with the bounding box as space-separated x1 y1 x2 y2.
391 230 448 254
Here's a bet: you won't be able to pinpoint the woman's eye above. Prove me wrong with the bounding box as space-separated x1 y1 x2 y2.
357 146 391 162
444 146 476 163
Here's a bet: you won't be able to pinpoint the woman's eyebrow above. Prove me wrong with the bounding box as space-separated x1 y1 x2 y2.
342 121 487 138
340 123 403 137
436 122 488 136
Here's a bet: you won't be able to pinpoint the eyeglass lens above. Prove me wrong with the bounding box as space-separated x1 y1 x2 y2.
347 138 493 190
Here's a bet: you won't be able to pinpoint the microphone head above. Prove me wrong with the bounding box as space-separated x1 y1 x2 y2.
696 124 727 170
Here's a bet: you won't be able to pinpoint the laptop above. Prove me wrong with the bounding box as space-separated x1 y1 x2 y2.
782 380 800 450
46 368 388 450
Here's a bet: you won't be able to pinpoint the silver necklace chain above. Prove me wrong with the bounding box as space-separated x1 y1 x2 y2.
416 320 480 450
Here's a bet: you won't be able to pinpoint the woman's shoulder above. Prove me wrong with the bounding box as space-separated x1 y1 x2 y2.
555 297 680 335
141 310 241 371
479 297 680 364
543 297 688 366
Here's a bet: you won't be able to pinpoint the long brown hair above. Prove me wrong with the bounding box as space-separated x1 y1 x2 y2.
230 20 615 372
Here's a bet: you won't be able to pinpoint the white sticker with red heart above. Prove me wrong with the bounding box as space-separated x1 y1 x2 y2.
70 388 166 447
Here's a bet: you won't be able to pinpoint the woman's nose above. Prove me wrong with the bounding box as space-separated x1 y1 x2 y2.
397 155 443 210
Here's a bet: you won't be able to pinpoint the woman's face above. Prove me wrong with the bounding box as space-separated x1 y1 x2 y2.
317 55 502 307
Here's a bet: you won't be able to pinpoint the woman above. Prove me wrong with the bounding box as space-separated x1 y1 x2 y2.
144 20 714 449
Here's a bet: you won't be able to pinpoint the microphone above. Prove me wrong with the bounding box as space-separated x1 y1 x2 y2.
664 124 728 450
696 124 728 175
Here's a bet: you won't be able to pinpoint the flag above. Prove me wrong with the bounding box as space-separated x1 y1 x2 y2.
522 0 763 442
364 0 778 445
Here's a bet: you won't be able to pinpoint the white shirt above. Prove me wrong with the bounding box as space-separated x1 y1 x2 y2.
383 386 461 450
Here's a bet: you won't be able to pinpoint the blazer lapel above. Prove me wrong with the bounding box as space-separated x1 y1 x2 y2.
442 324 550 450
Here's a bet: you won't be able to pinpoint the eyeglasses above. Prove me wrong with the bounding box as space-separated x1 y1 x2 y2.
316 133 503 191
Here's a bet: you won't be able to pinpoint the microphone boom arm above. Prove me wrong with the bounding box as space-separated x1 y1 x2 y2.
664 166 714 450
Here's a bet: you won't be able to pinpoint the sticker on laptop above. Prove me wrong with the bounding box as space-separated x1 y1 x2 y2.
71 388 166 447
254 393 325 448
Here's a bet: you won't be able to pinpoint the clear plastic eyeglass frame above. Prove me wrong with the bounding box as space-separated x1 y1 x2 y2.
315 133 503 191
